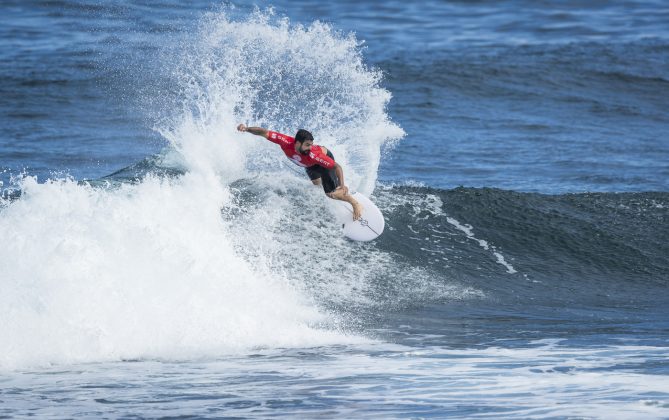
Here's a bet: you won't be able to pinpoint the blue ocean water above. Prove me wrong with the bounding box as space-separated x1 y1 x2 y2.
1 1 669 418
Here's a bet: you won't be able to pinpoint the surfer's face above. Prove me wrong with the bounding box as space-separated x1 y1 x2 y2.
297 140 313 155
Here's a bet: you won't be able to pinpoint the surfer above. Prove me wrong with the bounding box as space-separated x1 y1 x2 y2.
236 124 363 220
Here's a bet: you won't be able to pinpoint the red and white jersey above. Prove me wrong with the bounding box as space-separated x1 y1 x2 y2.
266 130 335 169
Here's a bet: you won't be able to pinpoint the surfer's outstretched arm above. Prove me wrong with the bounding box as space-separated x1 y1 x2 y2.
237 124 268 139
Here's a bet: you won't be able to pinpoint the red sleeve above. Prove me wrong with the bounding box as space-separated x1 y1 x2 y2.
266 131 294 147
310 147 335 169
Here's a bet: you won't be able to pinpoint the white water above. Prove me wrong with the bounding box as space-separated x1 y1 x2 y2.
4 341 669 419
0 174 356 370
0 10 408 371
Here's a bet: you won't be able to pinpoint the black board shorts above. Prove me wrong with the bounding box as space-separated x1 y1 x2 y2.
305 150 340 194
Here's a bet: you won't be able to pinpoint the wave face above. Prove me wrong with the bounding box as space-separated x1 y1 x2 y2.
375 186 669 299
4 170 667 369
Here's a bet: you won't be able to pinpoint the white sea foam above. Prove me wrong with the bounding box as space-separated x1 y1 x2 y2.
3 341 668 418
159 8 405 194
0 174 354 370
0 10 409 370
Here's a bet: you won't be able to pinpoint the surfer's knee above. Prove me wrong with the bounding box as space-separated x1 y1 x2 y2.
327 189 345 200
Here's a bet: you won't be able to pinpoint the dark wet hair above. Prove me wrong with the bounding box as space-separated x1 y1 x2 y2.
295 129 314 143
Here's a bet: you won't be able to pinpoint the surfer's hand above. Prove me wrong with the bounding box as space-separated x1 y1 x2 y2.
237 124 247 132
337 185 349 195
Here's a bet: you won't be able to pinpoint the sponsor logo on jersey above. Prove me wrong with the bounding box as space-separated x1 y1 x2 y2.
310 153 331 167
290 154 308 167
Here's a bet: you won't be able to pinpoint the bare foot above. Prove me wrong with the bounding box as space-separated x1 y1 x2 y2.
352 201 364 221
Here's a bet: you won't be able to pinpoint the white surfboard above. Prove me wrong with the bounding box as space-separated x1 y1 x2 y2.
333 191 385 241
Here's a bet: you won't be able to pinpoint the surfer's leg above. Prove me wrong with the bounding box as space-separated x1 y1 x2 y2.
328 189 363 220
322 168 362 220
305 167 322 186
307 166 362 220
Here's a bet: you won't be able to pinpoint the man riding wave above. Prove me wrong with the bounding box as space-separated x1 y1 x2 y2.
237 124 363 220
